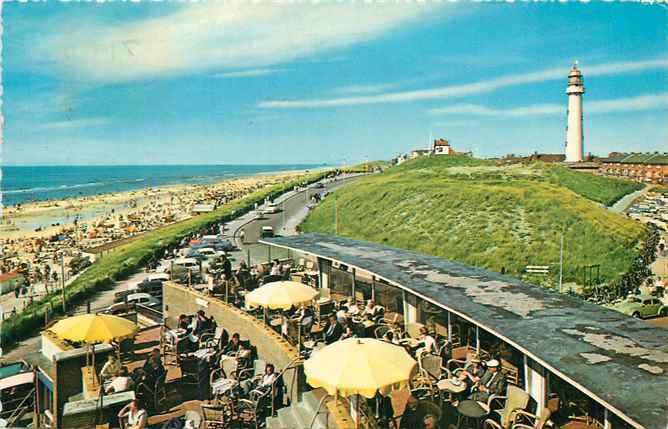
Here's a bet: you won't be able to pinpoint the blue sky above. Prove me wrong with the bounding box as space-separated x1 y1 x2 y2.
2 2 667 165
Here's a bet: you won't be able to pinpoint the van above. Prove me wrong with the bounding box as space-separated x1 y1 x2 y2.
261 226 274 238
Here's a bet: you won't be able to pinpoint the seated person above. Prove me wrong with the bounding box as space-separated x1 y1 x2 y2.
323 315 344 345
240 363 278 396
340 319 355 340
118 399 147 429
383 330 400 345
100 354 121 381
189 310 213 344
399 395 427 429
469 359 506 403
270 260 281 276
106 366 133 394
141 353 166 389
362 300 379 318
223 333 241 355
344 297 360 316
416 327 437 357
457 354 485 387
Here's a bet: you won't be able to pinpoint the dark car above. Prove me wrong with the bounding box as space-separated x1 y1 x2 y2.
68 256 92 274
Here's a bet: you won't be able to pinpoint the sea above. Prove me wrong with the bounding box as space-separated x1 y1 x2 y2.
1 164 324 207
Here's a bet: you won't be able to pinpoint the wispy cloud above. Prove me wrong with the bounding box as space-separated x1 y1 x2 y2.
41 117 110 130
35 3 438 83
334 83 399 95
260 58 668 109
212 68 287 79
429 92 668 118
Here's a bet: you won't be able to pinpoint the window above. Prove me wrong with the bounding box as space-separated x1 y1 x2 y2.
374 279 403 314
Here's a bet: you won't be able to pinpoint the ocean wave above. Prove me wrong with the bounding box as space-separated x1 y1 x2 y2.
3 182 105 195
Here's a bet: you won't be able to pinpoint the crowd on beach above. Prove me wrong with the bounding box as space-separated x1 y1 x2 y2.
0 172 308 310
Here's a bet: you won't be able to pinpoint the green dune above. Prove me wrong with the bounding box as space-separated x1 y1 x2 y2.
300 156 647 290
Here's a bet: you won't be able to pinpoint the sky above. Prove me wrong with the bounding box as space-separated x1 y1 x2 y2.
2 2 667 165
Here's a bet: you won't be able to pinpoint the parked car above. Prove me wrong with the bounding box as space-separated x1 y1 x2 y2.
314 182 325 189
130 278 164 297
611 295 667 318
126 292 161 309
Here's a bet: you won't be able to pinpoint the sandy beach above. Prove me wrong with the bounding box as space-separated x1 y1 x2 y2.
0 169 313 291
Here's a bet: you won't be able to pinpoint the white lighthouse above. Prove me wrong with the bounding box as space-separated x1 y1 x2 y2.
565 61 585 162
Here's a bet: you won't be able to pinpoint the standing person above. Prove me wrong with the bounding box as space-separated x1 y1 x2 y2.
118 399 147 429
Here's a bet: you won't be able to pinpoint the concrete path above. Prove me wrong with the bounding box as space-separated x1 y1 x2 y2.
609 184 653 214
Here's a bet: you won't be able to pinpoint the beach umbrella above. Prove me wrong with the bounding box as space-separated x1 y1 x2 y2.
245 281 318 310
304 338 416 398
49 314 138 344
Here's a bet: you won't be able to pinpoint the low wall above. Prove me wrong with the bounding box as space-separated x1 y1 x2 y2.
162 281 303 402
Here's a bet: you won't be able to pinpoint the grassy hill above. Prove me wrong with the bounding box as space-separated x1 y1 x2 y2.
300 156 647 290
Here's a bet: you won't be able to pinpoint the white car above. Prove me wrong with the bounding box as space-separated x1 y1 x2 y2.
126 292 161 308
264 203 280 214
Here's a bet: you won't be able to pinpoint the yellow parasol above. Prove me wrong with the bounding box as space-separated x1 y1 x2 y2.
245 281 318 310
304 338 417 398
49 314 138 344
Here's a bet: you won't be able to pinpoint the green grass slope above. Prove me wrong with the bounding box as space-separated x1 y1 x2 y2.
300 156 647 289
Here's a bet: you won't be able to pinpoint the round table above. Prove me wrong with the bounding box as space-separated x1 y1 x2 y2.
438 378 466 404
457 399 488 428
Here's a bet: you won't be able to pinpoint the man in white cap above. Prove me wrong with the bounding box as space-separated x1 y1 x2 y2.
470 359 506 402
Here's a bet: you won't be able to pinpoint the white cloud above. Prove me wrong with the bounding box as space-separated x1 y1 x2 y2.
428 92 668 118
35 3 437 83
41 117 110 130
334 83 399 95
212 68 287 79
260 58 668 109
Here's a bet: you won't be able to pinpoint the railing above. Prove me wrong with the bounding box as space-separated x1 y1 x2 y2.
271 355 304 417
3 387 36 427
308 393 331 429
135 303 163 324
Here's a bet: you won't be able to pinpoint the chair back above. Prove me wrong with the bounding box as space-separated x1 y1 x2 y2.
222 358 238 379
201 403 226 425
501 385 530 428
420 354 443 380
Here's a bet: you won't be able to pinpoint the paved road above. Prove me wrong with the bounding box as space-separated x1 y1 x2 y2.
609 184 653 214
224 174 362 265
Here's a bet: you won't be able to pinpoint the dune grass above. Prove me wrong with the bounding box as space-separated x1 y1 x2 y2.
300 156 647 290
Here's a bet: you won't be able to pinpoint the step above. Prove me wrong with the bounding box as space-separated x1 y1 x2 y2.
266 416 281 429
277 406 299 429
292 402 316 429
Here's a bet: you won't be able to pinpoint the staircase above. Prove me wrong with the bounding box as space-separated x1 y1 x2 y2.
267 388 338 429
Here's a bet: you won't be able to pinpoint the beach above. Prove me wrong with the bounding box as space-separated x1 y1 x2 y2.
0 169 314 302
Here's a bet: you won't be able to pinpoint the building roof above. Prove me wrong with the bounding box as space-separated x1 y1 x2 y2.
0 271 20 283
433 139 450 147
262 233 668 429
605 153 668 166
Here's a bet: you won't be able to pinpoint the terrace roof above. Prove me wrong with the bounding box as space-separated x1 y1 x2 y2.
262 233 668 429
